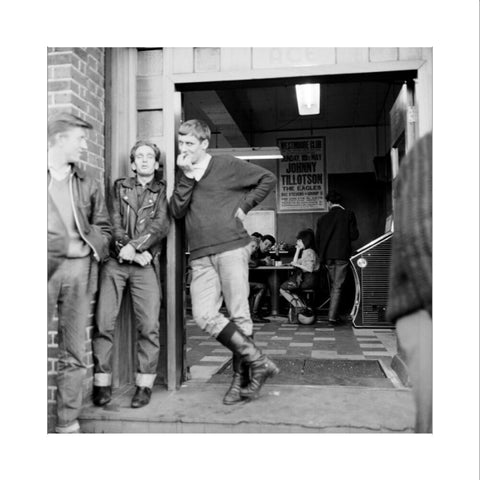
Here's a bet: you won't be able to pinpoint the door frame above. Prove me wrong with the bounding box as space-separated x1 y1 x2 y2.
161 51 431 390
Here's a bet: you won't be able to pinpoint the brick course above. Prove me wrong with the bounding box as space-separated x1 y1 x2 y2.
47 47 106 432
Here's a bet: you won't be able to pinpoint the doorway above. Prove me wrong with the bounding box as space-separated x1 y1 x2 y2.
175 71 416 386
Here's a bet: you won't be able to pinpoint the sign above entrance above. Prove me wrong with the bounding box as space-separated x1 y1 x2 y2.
277 137 327 212
252 48 335 69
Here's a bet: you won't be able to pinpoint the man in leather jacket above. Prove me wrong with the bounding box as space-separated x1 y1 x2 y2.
92 140 170 409
47 112 112 433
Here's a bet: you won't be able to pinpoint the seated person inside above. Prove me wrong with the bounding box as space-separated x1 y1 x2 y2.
248 233 276 323
279 229 320 319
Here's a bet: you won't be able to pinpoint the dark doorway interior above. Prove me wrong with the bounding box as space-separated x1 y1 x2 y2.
180 71 414 385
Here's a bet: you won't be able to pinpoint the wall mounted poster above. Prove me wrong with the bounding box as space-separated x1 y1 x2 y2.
278 137 326 212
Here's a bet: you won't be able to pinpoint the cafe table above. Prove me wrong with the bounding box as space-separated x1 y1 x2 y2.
249 264 294 316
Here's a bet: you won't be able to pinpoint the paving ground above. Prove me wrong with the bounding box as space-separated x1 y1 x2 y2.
186 314 399 381
79 314 415 433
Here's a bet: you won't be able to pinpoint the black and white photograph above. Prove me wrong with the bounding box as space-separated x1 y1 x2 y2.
46 45 434 435
4 1 479 480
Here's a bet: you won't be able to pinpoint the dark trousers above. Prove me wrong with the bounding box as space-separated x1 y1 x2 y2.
249 282 267 314
326 260 349 320
93 258 161 387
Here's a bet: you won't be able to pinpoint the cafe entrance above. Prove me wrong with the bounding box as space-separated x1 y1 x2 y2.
169 70 420 387
105 48 431 392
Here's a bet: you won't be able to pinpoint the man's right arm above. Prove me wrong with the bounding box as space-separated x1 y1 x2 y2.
236 162 276 216
88 178 112 261
111 179 130 252
169 170 196 219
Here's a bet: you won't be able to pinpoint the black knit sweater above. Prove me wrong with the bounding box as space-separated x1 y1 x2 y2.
169 155 276 260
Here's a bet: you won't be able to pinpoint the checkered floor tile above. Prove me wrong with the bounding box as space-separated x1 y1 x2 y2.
186 315 397 381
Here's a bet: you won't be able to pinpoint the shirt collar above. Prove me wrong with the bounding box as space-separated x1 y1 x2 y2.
135 177 154 188
191 154 212 181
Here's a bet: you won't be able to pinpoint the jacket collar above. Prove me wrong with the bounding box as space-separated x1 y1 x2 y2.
47 163 86 181
71 163 87 180
121 175 163 193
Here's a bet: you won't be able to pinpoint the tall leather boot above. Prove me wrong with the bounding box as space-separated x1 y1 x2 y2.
223 354 246 405
223 335 253 405
217 323 279 400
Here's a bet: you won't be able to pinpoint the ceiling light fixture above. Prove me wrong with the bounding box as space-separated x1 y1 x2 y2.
208 147 283 160
295 83 320 115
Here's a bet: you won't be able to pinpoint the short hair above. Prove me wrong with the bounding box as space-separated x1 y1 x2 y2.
297 229 315 250
178 119 211 142
262 234 276 246
48 112 92 143
129 140 161 163
325 190 342 204
251 232 262 239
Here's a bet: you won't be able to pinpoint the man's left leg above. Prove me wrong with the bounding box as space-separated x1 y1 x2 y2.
217 245 252 336
92 259 128 407
216 246 252 403
217 246 279 402
129 264 161 408
327 260 348 323
54 257 91 433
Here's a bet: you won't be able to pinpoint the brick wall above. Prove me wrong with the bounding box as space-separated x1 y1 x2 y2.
47 47 106 432
47 47 106 181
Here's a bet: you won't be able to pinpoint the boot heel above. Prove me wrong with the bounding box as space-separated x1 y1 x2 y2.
239 357 280 399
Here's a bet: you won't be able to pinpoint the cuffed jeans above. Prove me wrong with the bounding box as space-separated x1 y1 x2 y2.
190 246 252 338
48 256 91 429
93 259 160 389
326 259 349 321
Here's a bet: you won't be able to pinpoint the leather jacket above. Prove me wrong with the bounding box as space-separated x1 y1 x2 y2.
111 175 170 259
47 165 112 262
47 191 68 279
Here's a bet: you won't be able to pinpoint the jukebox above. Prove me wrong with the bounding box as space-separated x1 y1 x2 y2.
349 232 393 328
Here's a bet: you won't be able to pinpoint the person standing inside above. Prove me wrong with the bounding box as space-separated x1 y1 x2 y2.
315 190 359 324
387 133 432 433
170 119 279 405
92 140 170 409
48 112 112 433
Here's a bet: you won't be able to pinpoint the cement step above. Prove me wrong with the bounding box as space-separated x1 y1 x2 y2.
79 382 415 433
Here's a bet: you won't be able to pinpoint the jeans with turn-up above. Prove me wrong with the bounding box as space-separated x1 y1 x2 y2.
190 245 252 338
48 256 92 429
93 258 161 388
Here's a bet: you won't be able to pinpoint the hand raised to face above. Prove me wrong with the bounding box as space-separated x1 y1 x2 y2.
177 153 194 174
